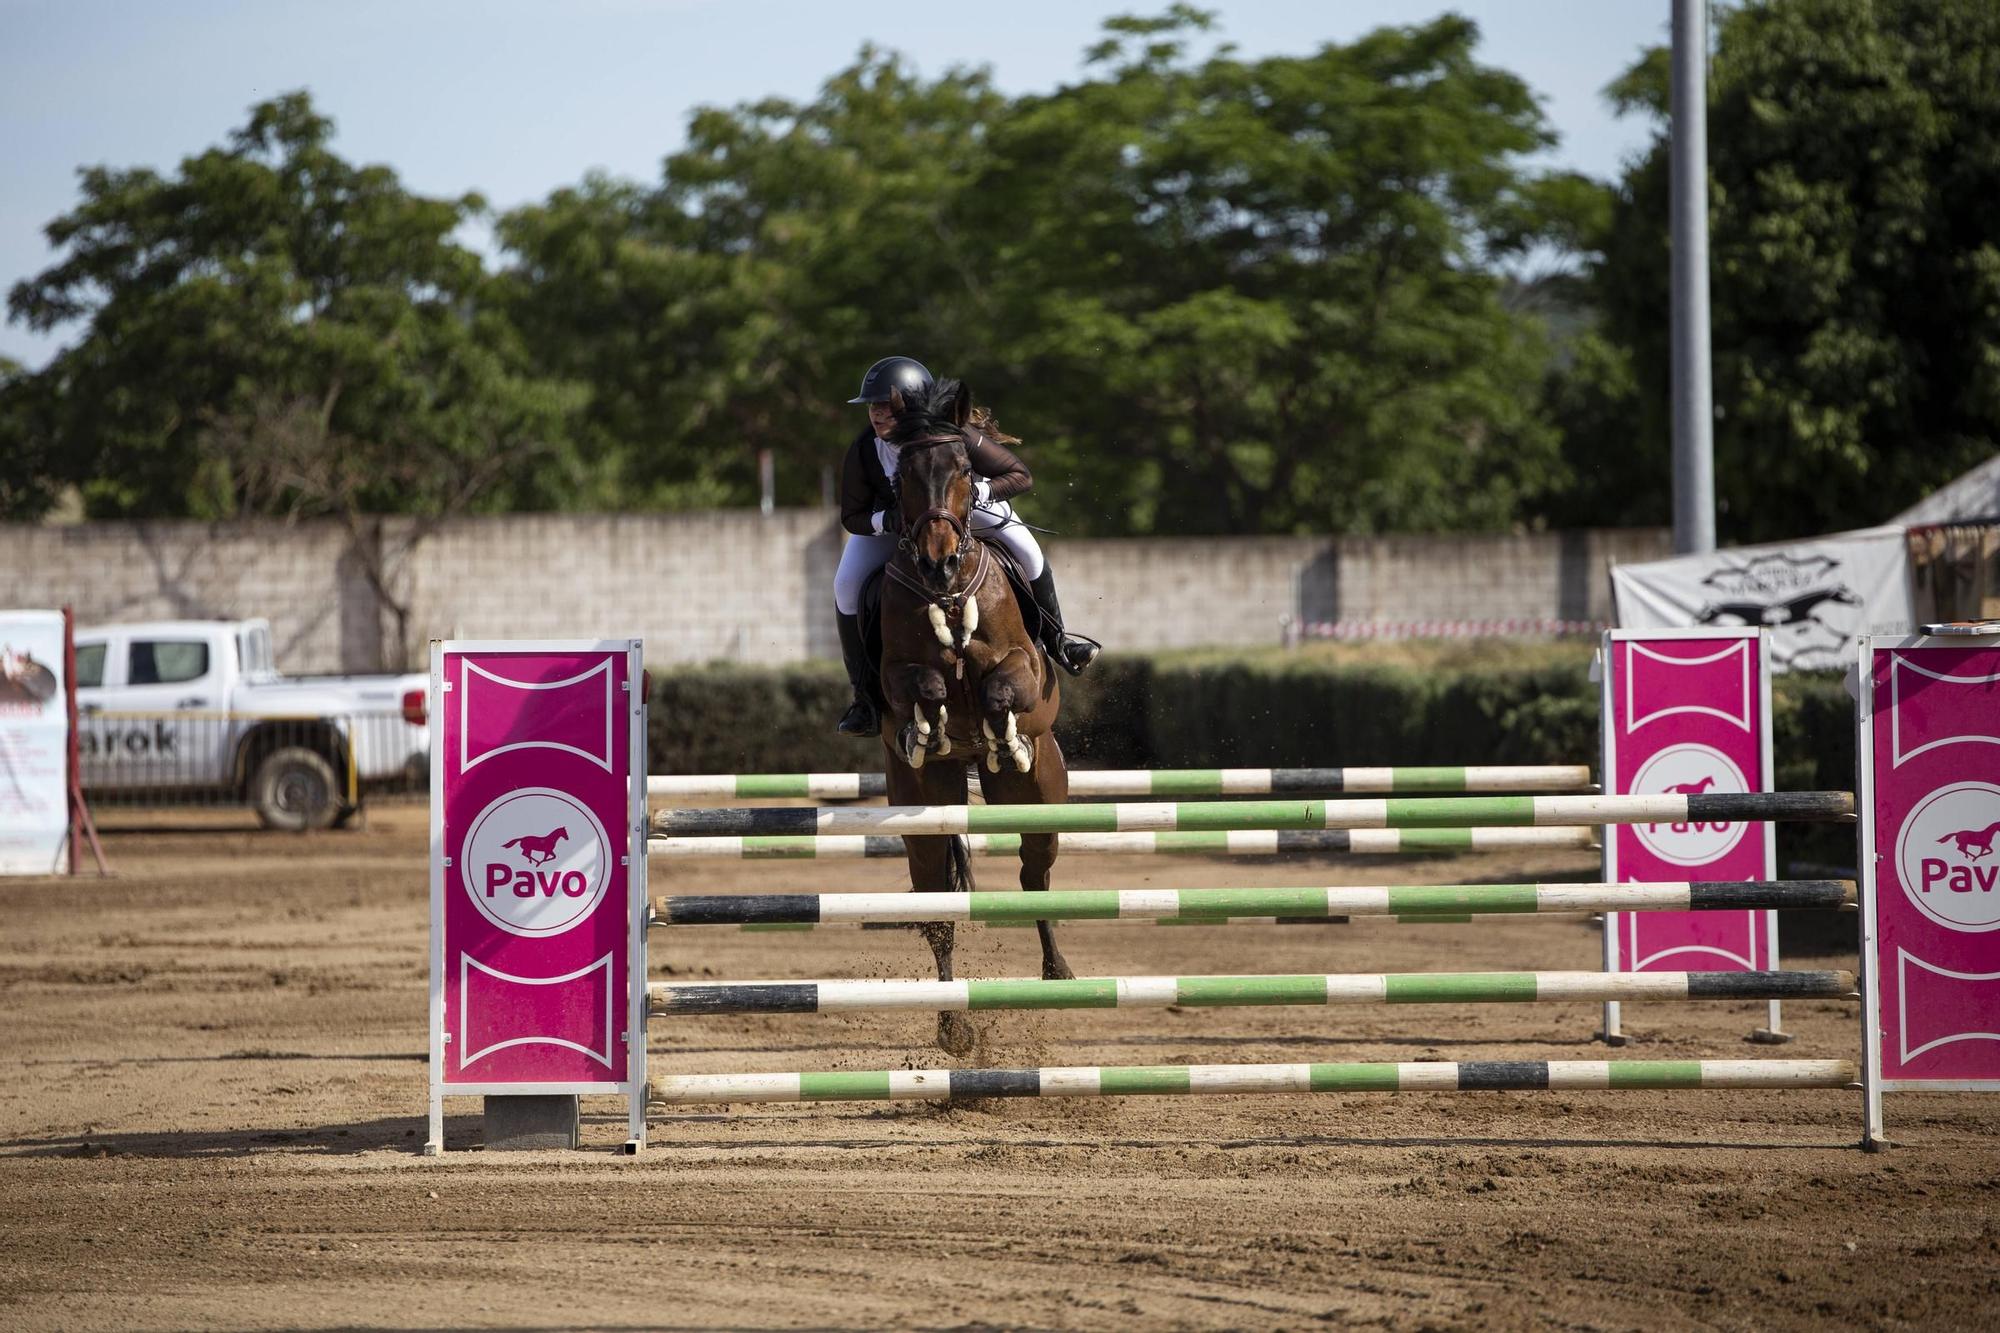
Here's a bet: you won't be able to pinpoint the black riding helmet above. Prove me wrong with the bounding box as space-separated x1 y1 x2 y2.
847 355 933 404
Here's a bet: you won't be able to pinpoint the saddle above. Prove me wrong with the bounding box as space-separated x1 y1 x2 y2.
857 537 1049 709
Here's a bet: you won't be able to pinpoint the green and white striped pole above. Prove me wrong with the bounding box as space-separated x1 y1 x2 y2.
650 879 1857 926
645 827 1598 860
650 792 1854 838
645 765 1595 800
648 1059 1859 1105
649 968 1857 1016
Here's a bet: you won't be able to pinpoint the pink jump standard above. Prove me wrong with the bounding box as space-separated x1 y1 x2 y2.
1599 628 1782 1044
1859 630 2000 1150
425 640 649 1155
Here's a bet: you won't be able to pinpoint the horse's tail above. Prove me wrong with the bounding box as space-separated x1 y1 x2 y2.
947 833 976 895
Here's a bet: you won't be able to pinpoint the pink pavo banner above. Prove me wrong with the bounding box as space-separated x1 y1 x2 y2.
429 642 645 1147
1862 640 2000 1093
1601 629 1779 1039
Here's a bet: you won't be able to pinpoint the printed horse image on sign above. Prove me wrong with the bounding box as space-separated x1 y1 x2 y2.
503 826 570 867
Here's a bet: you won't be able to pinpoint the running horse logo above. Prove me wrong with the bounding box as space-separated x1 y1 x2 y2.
501 827 569 867
1937 822 2000 861
1665 776 1717 795
1697 586 1860 628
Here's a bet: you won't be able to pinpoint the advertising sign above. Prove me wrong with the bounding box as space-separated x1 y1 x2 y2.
1611 526 1913 672
1860 635 2000 1146
0 610 72 875
427 640 647 1154
1601 629 1780 1042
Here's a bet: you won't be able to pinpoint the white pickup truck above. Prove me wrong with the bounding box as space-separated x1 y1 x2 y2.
74 619 430 829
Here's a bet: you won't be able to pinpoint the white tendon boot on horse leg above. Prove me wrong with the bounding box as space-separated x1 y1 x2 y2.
899 704 929 769
981 718 1000 773
934 704 950 757
1006 711 1033 773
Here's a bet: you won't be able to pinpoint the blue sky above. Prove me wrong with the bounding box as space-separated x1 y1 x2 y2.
0 1 1669 367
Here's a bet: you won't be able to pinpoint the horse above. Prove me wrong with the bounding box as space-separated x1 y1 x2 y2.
873 377 1072 1055
502 827 569 866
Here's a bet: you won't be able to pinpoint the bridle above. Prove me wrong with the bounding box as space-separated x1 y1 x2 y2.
891 432 974 561
903 503 967 550
887 431 989 639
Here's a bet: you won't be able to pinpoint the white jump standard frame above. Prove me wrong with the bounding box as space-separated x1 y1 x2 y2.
425 639 650 1156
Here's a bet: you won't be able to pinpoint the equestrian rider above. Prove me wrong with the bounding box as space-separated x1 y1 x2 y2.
833 355 1100 736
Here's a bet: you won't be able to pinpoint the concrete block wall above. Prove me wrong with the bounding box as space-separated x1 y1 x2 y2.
1048 536 1323 652
0 510 1669 672
0 519 358 668
396 511 841 667
1305 529 1671 626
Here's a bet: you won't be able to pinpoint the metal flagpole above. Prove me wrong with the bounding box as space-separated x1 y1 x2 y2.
1670 0 1716 555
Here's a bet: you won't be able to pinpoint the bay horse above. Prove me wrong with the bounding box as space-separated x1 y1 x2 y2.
875 377 1072 1055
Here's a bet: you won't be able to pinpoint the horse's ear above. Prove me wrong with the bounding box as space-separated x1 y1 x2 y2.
949 382 972 430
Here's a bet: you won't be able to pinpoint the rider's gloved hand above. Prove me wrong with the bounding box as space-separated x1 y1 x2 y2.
972 479 993 506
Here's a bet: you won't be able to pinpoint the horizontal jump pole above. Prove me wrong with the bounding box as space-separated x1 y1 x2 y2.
649 969 1857 1016
708 918 1362 932
651 879 1859 926
649 1058 1859 1105
645 765 1595 800
645 827 1598 860
651 791 1856 838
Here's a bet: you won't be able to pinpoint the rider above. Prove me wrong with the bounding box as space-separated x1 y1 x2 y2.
833 355 1100 736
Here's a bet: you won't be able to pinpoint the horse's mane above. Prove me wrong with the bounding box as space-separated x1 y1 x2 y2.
890 378 1018 446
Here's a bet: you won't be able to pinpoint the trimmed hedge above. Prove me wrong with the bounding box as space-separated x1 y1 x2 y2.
648 652 1856 799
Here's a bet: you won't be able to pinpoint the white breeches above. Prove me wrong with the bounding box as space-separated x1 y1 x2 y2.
833 500 1046 615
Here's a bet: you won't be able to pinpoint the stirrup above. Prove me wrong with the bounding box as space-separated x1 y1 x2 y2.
837 696 880 736
1051 636 1100 677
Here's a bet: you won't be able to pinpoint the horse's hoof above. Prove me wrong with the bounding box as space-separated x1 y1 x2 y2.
1042 956 1075 982
937 1012 976 1058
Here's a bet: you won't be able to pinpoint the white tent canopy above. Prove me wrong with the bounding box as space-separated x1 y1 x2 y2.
1893 453 2000 528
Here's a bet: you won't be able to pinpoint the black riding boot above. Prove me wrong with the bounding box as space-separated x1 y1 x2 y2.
1029 566 1101 676
835 611 880 736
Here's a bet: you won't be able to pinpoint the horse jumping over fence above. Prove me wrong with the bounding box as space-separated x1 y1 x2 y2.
876 379 1072 1052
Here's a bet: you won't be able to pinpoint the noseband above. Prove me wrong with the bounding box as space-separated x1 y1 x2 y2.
906 505 967 547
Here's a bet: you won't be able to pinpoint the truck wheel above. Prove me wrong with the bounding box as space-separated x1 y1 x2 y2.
252 747 341 831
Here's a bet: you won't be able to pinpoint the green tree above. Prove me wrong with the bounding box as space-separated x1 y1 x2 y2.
4 92 580 520
952 9 1593 535
496 49 1005 509
1594 0 2000 540
0 356 65 518
498 9 1597 534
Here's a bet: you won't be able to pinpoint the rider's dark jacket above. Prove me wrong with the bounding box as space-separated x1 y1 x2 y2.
838 427 1033 537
